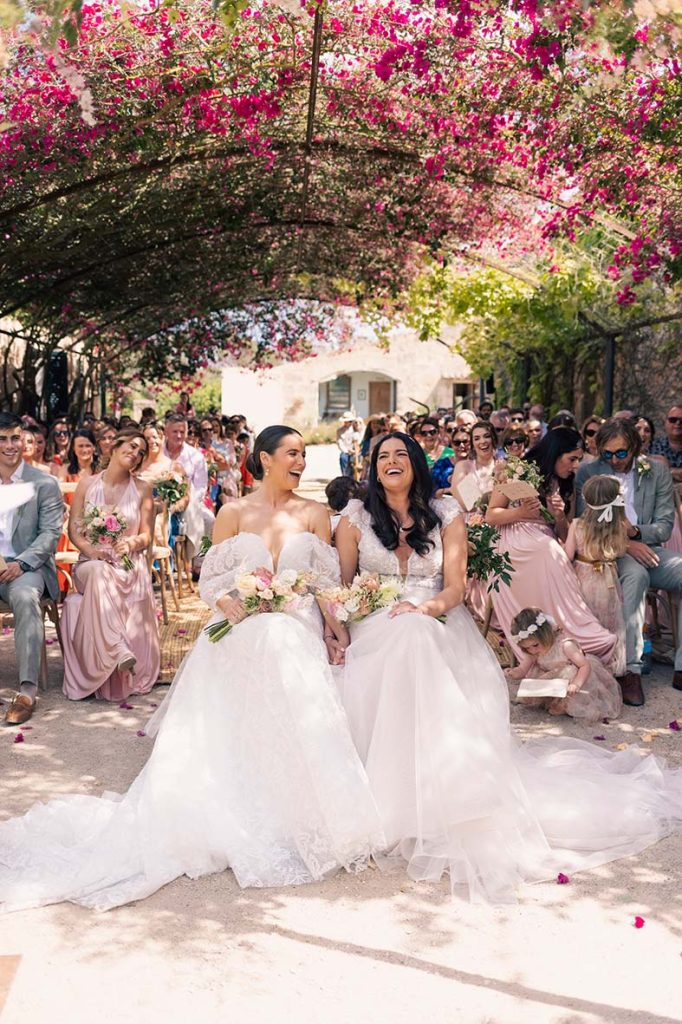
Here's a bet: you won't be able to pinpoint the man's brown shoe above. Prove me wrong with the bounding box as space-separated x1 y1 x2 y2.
673 671 682 692
618 672 645 707
4 694 36 726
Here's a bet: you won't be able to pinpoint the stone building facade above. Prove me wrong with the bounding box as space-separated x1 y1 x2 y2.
221 326 476 431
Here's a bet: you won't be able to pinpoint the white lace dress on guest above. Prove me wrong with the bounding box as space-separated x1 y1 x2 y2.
0 532 385 913
338 498 682 903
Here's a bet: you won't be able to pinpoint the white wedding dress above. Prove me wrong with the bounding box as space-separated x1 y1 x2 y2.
338 498 682 902
0 532 385 912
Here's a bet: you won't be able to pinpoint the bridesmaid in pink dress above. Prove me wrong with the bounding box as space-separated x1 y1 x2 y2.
487 427 618 668
62 428 160 701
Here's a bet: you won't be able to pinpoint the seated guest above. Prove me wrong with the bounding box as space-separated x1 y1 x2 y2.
61 428 160 702
96 423 118 465
650 404 682 484
501 425 528 458
47 418 71 471
576 417 682 704
417 416 454 469
508 407 526 426
432 426 471 496
581 415 604 460
0 413 63 724
449 420 502 505
325 476 363 534
21 425 51 474
487 427 618 671
55 428 98 483
525 418 543 447
548 410 577 431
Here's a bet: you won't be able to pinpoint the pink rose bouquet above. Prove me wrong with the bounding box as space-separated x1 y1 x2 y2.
81 503 133 570
204 566 316 642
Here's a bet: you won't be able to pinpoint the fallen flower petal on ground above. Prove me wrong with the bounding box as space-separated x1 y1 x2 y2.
556 872 570 884
13 733 24 744
668 721 681 732
593 735 606 741
634 916 646 928
136 730 146 738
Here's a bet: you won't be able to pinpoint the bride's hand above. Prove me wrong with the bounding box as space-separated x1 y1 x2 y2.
388 601 423 618
216 593 247 623
324 636 347 666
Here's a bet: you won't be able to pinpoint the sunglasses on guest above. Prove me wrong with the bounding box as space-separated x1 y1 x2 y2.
504 436 526 448
53 429 69 437
668 416 682 425
601 448 630 461
420 428 438 437
509 415 525 424
583 427 599 437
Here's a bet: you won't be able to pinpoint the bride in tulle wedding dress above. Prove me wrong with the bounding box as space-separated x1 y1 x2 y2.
328 432 682 903
0 426 384 912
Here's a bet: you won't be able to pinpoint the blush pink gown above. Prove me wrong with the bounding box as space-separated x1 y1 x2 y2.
492 519 618 669
61 474 161 701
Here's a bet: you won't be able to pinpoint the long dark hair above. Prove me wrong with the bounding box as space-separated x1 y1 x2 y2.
245 425 302 481
66 428 98 475
525 427 583 508
365 432 441 556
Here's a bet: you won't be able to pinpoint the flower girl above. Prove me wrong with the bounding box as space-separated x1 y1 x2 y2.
505 607 622 721
564 475 628 676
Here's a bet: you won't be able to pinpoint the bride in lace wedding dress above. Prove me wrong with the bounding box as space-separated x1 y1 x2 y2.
330 432 682 903
0 427 384 912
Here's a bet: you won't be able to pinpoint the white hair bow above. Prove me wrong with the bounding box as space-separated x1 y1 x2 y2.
585 493 626 524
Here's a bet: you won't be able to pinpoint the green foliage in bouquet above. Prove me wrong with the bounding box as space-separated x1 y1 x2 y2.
466 522 514 593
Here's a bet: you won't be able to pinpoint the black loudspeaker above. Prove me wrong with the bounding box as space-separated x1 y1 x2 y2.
485 374 495 395
46 352 69 419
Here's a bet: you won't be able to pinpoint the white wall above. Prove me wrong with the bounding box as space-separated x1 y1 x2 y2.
221 368 284 432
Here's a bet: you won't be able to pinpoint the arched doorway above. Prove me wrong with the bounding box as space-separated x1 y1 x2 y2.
319 370 396 420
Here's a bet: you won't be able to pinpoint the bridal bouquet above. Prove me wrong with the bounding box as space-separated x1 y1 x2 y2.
498 456 554 524
81 504 133 570
204 567 316 642
152 471 187 508
465 520 514 593
318 572 402 624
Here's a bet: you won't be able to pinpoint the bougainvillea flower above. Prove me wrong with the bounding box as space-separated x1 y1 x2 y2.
634 916 645 929
669 721 681 732
13 733 24 744
136 730 146 738
556 872 570 885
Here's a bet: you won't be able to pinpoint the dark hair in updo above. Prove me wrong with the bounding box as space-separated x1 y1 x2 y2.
365 432 441 556
245 425 302 480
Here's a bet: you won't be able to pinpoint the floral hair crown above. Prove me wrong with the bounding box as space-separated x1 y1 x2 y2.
584 487 625 524
511 611 555 643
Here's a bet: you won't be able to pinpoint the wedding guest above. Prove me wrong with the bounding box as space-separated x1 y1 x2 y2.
564 475 628 676
418 416 454 469
576 417 682 704
163 413 212 557
501 426 528 458
337 413 360 477
508 407 526 426
175 390 196 418
31 424 49 468
61 428 160 701
21 426 51 474
651 404 682 483
478 400 493 421
48 418 70 469
505 608 622 722
454 408 477 429
581 415 604 460
0 413 63 725
138 423 190 518
432 426 472 497
449 420 502 505
96 424 118 465
325 476 364 534
548 410 577 431
526 418 543 447
487 427 618 668
55 428 98 483
529 403 548 436
634 415 656 455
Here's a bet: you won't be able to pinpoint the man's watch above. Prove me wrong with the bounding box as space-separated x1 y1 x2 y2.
630 527 642 541
16 560 33 574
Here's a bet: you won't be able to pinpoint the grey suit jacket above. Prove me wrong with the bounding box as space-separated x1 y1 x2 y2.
575 456 674 547
9 464 64 599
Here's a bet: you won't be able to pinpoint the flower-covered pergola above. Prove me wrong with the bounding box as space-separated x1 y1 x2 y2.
1 0 680 407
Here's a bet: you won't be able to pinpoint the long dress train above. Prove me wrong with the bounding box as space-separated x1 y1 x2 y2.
0 532 384 912
338 498 682 903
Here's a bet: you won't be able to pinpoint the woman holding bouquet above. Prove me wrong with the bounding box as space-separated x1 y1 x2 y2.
0 425 383 913
327 431 682 902
486 427 618 667
60 427 160 702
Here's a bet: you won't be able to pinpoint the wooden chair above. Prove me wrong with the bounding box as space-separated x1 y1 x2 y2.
0 595 63 692
174 533 195 598
148 506 180 625
55 550 79 593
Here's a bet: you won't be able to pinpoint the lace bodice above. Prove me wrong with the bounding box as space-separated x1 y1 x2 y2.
199 531 341 610
340 497 462 593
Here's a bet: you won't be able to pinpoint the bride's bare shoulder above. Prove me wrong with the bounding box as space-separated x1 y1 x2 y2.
213 500 244 542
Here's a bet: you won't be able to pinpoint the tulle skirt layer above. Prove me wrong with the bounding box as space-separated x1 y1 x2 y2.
338 594 682 903
0 610 384 912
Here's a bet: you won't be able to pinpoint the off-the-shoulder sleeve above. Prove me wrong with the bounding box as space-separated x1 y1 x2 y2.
198 540 241 611
307 535 342 590
339 498 366 529
431 496 463 528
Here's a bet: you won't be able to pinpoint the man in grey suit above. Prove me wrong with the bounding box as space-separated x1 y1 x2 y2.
576 417 682 707
0 413 63 725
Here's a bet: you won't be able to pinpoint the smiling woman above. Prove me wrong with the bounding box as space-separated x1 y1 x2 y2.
60 427 160 702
